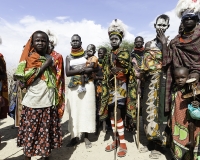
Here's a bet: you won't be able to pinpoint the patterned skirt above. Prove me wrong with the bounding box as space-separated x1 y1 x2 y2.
171 91 200 160
142 71 168 146
17 106 62 157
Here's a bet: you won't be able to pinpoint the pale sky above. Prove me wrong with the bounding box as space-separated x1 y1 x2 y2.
0 0 181 68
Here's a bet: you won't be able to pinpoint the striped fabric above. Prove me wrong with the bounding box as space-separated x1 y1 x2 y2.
163 25 200 112
117 118 126 144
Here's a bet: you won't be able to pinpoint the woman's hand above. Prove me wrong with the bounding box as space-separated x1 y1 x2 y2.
46 57 53 66
156 29 169 45
110 66 123 75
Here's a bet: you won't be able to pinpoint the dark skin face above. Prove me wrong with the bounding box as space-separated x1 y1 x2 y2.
98 49 105 59
174 69 188 88
182 16 197 32
134 37 144 48
71 35 82 49
86 45 95 58
154 18 170 33
32 33 48 56
109 34 121 50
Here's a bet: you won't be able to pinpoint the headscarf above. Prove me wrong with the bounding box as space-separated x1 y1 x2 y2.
108 19 126 39
14 31 59 107
175 0 200 19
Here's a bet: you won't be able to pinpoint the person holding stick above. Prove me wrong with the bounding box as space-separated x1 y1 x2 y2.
99 19 137 157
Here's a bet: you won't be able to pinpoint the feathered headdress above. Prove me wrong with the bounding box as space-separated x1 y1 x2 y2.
108 19 126 39
175 0 200 18
46 29 57 47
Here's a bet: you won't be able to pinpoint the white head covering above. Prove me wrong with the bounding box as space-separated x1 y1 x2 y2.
108 19 126 39
46 29 57 47
175 0 200 18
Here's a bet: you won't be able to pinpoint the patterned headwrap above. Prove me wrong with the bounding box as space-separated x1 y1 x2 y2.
175 0 200 19
108 19 126 39
14 31 59 106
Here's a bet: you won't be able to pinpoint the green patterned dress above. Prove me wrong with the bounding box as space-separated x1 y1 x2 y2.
141 40 168 146
99 48 137 121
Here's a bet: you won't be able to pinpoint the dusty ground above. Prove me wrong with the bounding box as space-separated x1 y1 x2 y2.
0 78 173 160
0 113 173 160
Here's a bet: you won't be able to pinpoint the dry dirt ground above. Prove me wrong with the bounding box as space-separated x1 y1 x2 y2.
0 78 173 160
0 113 173 160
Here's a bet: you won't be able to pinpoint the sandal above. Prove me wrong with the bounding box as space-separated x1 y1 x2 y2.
149 150 161 159
151 150 161 155
117 147 127 157
105 140 119 152
139 146 149 153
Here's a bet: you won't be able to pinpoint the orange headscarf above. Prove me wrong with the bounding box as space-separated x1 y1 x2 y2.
18 31 49 85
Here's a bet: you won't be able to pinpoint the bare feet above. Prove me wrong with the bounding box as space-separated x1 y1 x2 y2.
84 138 92 149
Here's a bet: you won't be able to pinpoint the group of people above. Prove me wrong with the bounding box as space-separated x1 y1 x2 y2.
0 0 200 159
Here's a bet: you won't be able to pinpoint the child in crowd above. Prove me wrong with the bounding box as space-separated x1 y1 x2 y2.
77 44 98 93
170 67 200 160
14 31 62 160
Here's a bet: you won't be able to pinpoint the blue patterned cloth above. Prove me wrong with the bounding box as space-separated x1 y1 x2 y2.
188 104 200 120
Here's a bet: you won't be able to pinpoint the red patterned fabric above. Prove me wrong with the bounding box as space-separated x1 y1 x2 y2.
50 51 65 118
17 106 62 157
163 25 200 112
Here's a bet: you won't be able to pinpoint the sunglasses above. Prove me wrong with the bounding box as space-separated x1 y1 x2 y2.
182 14 198 20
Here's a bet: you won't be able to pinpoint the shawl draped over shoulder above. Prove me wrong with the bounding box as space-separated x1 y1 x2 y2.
163 25 200 112
99 48 137 120
14 33 64 117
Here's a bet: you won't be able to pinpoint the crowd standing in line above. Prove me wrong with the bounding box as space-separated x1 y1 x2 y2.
1 0 200 159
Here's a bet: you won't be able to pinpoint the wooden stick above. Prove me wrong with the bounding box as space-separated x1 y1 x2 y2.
136 93 140 149
114 75 117 160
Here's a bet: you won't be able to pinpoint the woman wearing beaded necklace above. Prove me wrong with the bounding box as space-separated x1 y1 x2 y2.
65 34 96 149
